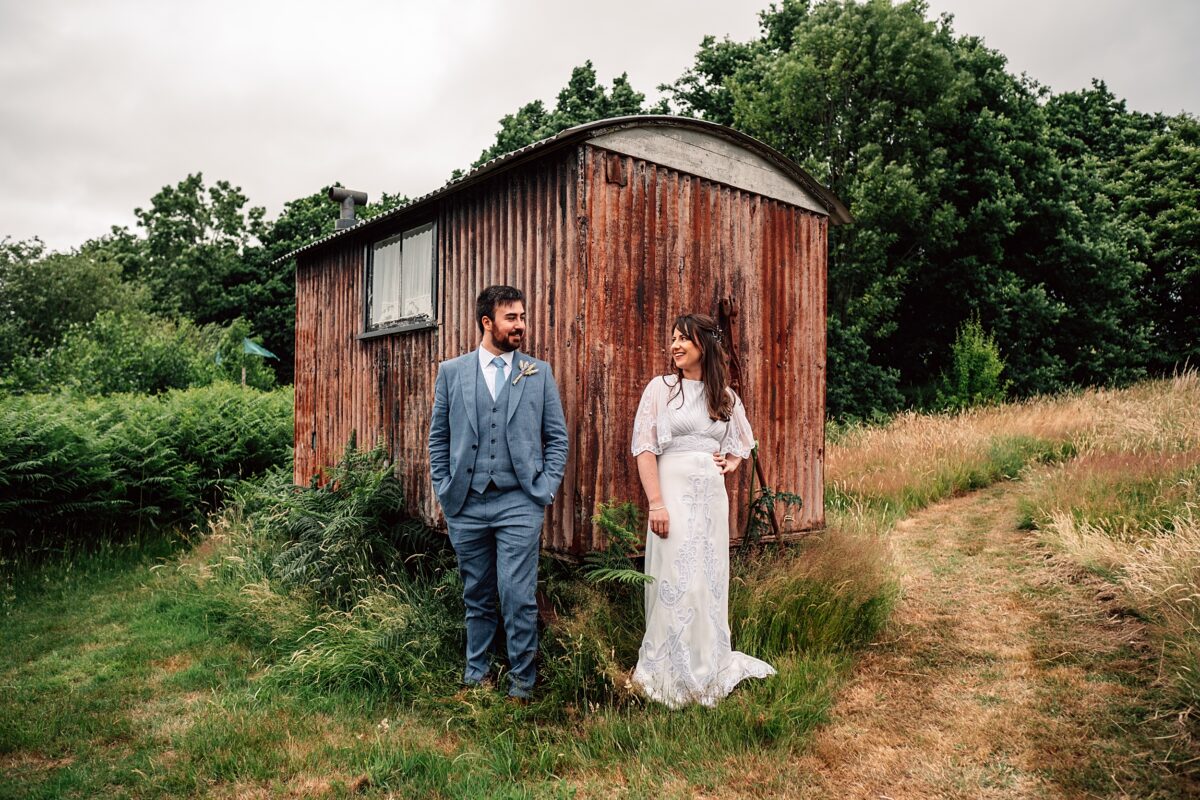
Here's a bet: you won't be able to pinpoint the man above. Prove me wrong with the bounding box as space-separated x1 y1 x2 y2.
428 285 568 700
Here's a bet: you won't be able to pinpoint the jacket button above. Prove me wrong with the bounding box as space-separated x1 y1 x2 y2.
467 468 473 473
471 445 477 450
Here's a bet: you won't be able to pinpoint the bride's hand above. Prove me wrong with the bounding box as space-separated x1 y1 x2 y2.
713 453 742 474
649 505 670 538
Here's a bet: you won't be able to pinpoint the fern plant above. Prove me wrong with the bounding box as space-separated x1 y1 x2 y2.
270 440 442 608
584 501 652 587
0 385 293 553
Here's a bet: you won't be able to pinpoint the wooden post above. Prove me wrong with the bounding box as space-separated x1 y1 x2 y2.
719 298 782 541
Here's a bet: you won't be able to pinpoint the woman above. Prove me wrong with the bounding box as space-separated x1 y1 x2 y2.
629 313 775 708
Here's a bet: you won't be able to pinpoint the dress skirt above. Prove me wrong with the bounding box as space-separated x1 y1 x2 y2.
631 451 776 708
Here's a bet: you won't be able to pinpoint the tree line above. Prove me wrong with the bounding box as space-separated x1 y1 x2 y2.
2 0 1195 419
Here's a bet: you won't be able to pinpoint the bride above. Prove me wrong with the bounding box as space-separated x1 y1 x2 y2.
629 313 776 708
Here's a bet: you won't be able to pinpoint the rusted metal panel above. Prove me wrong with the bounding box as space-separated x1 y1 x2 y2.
576 145 826 548
293 138 827 556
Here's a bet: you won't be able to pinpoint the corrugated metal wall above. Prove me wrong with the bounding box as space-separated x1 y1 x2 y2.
577 144 826 550
294 142 826 555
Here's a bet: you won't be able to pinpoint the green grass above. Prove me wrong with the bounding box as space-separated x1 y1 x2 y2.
6 376 1200 796
1 510 894 799
1020 454 1200 542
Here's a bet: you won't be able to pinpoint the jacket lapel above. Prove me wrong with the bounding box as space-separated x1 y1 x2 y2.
506 350 527 423
459 354 478 436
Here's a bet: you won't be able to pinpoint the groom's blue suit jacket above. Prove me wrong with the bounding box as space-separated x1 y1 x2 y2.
428 350 569 518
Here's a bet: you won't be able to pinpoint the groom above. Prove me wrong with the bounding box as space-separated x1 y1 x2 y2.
428 285 568 700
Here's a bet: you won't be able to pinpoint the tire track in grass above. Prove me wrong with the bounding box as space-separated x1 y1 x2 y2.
784 482 1196 799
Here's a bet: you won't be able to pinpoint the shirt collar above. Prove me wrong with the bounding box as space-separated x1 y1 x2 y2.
477 347 515 371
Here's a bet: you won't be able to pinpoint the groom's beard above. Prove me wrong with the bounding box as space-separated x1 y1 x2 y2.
496 331 524 352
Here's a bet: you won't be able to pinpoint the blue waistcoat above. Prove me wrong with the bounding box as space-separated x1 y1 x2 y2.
471 361 519 493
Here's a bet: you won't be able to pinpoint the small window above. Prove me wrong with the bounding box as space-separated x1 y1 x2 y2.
366 222 436 331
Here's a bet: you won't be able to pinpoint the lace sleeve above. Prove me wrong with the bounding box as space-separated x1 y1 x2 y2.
631 378 671 456
721 390 755 459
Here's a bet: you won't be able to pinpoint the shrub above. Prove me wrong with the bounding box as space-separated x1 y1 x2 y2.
0 384 293 551
1 311 276 395
936 317 1010 411
270 442 439 609
179 441 465 698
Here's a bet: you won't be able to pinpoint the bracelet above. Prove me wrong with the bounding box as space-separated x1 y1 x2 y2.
649 504 665 511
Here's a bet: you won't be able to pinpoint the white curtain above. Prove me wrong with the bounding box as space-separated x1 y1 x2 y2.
400 224 434 320
371 236 402 324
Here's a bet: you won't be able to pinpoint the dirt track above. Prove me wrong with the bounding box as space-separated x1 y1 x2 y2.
783 482 1195 800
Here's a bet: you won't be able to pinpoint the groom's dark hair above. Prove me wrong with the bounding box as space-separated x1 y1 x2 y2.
476 285 525 334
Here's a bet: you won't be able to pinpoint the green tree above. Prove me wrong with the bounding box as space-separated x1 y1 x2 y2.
668 0 1151 416
237 186 410 384
3 310 276 395
1045 83 1198 374
0 237 145 371
133 172 265 324
473 61 665 166
1116 115 1200 370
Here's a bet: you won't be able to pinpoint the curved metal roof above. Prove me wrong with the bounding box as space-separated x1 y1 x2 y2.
280 115 850 264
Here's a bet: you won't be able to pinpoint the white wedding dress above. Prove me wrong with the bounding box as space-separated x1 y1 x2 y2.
630 375 776 708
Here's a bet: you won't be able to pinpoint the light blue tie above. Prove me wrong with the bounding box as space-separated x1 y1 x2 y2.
491 356 506 400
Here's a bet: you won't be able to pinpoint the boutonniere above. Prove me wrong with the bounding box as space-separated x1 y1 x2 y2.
512 360 539 386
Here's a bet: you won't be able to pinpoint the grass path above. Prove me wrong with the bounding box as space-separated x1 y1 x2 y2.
784 480 1196 799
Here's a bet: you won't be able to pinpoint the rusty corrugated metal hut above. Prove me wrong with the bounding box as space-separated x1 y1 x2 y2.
286 115 850 556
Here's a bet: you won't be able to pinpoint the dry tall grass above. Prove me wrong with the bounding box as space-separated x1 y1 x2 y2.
828 373 1200 734
827 371 1200 521
914 372 1200 734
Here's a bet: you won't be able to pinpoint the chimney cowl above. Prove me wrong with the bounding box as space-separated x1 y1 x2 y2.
329 187 368 230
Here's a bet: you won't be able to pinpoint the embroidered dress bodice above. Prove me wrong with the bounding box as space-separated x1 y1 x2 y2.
630 376 754 459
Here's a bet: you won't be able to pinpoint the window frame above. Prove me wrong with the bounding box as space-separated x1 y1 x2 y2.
360 220 438 338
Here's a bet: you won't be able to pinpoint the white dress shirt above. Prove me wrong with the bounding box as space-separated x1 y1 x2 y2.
477 347 514 401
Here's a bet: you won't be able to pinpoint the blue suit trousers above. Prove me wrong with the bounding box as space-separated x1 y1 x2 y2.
446 484 544 698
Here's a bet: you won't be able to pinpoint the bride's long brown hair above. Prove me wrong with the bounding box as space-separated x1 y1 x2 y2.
667 313 733 421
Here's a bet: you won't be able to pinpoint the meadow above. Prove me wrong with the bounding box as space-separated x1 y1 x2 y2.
2 374 1197 798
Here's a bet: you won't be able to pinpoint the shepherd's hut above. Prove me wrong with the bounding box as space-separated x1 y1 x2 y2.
285 115 849 556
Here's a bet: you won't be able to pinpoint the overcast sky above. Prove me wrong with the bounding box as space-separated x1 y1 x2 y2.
2 0 1196 253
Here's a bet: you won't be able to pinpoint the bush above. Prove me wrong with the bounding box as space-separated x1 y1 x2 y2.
270 442 439 609
1 311 277 395
179 443 465 698
0 384 293 551
936 318 1011 411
